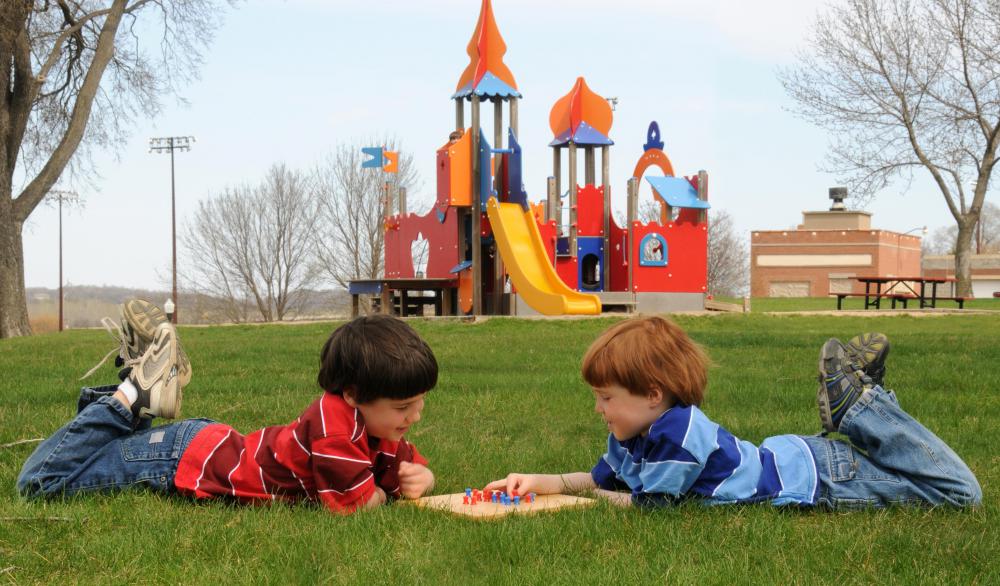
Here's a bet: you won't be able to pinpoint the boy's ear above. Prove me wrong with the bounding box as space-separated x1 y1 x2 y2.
342 386 359 407
647 387 666 407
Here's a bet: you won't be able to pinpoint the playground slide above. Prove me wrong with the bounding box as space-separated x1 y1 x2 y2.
487 198 601 315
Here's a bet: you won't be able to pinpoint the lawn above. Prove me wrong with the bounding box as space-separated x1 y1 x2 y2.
1 314 997 583
713 296 1000 312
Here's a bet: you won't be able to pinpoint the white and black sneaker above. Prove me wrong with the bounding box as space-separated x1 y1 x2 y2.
129 322 183 420
82 298 191 387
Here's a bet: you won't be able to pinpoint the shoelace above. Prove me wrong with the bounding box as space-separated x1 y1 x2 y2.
79 317 140 380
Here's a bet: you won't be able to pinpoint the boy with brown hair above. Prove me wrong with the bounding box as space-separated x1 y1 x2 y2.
18 304 436 513
487 316 981 509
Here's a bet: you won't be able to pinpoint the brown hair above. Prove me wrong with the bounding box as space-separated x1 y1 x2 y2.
581 316 709 406
317 314 438 403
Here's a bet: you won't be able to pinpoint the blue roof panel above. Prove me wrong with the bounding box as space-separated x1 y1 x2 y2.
645 176 710 210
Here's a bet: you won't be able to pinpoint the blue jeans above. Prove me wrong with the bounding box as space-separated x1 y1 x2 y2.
16 385 213 498
802 386 981 509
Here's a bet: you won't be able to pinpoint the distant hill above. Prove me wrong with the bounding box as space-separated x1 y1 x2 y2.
27 285 352 331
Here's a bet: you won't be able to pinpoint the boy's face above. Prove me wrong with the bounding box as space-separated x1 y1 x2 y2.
345 392 426 442
592 384 667 441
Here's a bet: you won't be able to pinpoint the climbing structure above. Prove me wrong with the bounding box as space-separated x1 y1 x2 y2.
376 0 710 316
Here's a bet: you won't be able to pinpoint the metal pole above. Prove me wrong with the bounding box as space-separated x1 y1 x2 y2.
455 99 464 132
169 139 178 324
58 195 63 332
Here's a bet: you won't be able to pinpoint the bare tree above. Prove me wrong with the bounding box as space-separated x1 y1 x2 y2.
313 140 421 289
924 200 1000 254
780 0 1000 296
707 210 749 297
0 0 226 338
182 164 321 323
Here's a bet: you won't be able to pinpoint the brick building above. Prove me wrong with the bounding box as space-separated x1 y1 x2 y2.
751 192 922 297
923 254 1000 298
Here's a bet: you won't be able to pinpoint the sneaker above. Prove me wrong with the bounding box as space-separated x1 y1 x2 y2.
845 333 889 387
817 338 872 432
81 299 191 387
129 322 182 420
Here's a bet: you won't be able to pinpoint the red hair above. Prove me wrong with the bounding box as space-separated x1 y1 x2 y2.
581 316 709 406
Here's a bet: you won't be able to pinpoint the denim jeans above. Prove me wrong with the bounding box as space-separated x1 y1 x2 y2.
801 386 982 509
17 385 213 498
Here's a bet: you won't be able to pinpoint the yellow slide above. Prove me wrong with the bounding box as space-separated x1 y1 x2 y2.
487 198 601 315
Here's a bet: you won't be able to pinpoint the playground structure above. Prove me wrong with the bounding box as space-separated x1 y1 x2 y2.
352 0 710 316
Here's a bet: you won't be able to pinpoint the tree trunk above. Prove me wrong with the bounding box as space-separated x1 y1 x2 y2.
954 215 977 298
0 192 30 337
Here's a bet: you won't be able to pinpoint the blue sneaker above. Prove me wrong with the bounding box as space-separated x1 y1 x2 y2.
845 333 889 387
817 338 872 432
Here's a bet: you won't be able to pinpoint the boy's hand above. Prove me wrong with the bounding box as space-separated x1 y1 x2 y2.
398 461 435 499
484 472 596 496
483 473 560 496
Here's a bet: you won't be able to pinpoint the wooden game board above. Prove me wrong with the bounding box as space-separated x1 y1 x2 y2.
409 492 595 519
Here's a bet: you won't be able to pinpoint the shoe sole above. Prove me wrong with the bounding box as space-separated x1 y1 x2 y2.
846 333 889 383
137 324 182 419
816 339 842 433
122 299 192 387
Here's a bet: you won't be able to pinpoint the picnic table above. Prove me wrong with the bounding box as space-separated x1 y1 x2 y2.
834 276 961 310
348 278 458 317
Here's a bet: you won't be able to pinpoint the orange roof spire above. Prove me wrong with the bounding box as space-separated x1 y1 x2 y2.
454 0 520 99
549 77 614 146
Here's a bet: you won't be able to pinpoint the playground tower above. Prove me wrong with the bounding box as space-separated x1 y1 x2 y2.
376 0 710 316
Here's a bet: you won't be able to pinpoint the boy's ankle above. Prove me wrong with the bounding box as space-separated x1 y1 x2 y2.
112 389 132 409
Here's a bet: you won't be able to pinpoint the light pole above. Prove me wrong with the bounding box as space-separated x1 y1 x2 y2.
897 225 928 276
46 189 79 332
148 135 195 324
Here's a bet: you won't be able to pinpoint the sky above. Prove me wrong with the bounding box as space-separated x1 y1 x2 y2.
21 0 958 291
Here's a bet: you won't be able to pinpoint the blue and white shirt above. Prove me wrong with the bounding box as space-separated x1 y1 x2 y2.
591 405 818 507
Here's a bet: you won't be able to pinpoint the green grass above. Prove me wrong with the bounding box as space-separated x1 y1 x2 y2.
1 315 997 583
713 296 1000 312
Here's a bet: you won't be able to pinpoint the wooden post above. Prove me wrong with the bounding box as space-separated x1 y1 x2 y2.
553 148 562 235
455 99 464 132
547 176 558 267
568 142 578 258
509 97 518 137
697 169 708 224
602 145 610 289
584 146 595 186
493 97 504 314
398 186 407 216
627 177 638 293
471 96 482 315
383 181 391 223
546 177 558 223
380 286 392 316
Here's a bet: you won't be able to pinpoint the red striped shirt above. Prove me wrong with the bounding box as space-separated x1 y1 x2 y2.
174 392 426 513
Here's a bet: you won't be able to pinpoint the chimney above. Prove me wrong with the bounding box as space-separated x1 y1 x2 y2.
829 187 847 211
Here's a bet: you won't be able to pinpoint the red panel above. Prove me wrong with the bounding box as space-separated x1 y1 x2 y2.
436 147 451 210
607 216 629 292
535 219 558 264
630 220 707 294
384 207 460 280
556 257 578 289
576 185 604 237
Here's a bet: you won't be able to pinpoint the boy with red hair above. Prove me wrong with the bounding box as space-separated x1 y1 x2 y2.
488 316 980 509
